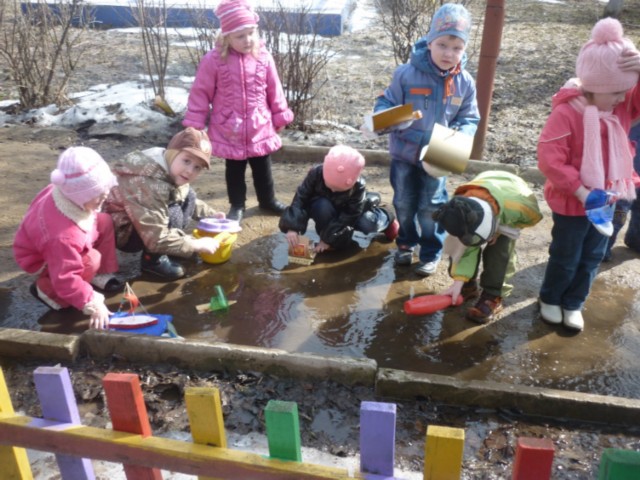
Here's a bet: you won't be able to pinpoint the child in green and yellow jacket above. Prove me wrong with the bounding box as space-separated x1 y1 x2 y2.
432 170 542 323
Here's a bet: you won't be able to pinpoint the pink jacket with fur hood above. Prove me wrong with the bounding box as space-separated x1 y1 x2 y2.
182 41 294 161
538 83 640 216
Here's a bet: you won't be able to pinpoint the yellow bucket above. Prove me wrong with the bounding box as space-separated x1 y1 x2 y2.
193 229 238 264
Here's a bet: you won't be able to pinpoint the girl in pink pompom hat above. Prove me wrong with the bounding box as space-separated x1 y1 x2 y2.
183 0 294 224
537 17 640 332
13 147 120 330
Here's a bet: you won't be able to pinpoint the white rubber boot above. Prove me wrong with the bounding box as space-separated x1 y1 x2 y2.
562 309 584 331
539 299 562 324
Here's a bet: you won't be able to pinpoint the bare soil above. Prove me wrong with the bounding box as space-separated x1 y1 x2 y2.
2 1 640 478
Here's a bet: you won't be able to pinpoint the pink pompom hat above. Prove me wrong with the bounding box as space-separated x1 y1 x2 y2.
215 0 259 36
576 17 639 93
322 145 365 192
50 146 117 207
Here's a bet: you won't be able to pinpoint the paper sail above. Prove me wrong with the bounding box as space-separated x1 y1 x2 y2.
421 123 473 174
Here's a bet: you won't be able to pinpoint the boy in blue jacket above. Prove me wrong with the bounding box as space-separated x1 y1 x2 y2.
373 3 480 276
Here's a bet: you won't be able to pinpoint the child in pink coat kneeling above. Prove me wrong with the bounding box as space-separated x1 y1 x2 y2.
13 147 120 329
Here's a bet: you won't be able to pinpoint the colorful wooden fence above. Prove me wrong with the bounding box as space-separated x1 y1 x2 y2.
0 365 639 479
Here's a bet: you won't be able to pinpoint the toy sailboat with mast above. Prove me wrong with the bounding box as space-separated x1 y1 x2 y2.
109 283 178 337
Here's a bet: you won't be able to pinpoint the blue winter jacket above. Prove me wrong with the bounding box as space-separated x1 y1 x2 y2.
374 37 480 165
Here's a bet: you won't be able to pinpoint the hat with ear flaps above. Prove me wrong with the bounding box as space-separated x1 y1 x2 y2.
322 145 365 192
432 196 497 246
164 128 212 169
576 17 639 94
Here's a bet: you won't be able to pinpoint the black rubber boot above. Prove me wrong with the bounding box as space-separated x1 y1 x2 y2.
251 155 286 214
259 199 287 214
227 205 245 223
141 253 185 280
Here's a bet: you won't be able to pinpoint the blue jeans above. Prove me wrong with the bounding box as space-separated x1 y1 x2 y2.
539 213 608 310
389 160 447 263
605 122 640 256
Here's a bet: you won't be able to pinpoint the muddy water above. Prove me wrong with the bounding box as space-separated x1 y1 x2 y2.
2 229 639 400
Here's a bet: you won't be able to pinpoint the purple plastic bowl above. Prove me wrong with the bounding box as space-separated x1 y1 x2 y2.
196 218 242 233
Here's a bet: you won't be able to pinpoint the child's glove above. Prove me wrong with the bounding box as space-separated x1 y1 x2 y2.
82 291 112 330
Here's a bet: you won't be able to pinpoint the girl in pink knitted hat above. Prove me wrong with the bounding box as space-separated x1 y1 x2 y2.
13 147 120 330
279 145 398 254
182 0 293 224
537 18 640 332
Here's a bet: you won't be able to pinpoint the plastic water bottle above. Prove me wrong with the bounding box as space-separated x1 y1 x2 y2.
584 189 617 210
585 194 617 237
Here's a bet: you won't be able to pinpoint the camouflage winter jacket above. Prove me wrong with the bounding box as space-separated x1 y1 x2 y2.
104 147 219 258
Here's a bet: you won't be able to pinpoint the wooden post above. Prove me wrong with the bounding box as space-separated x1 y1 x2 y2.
265 400 302 462
185 387 227 480
470 0 506 161
34 366 95 479
511 437 554 480
359 401 396 477
598 448 640 479
102 372 162 480
424 425 464 480
0 367 33 480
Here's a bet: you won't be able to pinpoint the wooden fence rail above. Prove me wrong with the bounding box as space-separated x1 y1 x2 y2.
0 365 639 480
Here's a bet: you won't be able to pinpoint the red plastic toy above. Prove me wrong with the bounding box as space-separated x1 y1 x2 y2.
404 294 463 315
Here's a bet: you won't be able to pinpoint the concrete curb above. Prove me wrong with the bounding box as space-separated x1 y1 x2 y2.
375 368 640 426
2 328 640 426
0 328 80 362
80 330 377 387
274 145 547 186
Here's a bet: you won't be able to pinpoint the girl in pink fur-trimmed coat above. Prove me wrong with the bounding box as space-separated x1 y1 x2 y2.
182 0 293 224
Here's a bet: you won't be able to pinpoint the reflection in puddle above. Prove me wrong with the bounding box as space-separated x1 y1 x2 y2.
3 231 639 400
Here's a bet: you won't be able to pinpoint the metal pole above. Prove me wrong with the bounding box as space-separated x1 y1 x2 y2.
470 0 505 161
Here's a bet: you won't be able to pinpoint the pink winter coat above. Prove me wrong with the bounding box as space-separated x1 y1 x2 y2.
538 83 640 216
182 41 294 161
13 185 108 310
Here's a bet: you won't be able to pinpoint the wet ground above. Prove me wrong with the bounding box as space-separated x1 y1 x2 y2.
1 126 640 404
3 206 640 401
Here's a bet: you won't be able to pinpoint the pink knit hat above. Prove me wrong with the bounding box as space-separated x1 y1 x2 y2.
215 0 259 36
576 18 639 94
322 145 365 192
51 146 117 207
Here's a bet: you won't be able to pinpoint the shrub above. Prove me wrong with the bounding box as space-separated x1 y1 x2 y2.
0 0 91 109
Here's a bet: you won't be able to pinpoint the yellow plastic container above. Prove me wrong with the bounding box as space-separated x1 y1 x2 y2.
192 229 238 264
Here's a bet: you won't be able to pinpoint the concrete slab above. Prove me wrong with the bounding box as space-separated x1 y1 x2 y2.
375 368 640 426
0 328 80 362
22 0 353 36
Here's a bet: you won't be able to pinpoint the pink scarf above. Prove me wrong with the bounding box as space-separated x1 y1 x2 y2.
569 95 636 200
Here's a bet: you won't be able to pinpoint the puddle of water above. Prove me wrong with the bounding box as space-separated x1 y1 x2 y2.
4 231 640 400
